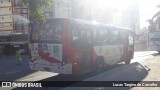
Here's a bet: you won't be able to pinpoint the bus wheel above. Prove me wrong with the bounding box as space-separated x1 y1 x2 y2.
95 58 104 73
125 56 131 64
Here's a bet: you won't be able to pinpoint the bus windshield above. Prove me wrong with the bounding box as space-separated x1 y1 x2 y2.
31 20 63 43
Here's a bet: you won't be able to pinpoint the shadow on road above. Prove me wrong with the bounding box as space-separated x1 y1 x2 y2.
152 53 160 56
12 62 149 90
61 62 149 90
38 63 125 81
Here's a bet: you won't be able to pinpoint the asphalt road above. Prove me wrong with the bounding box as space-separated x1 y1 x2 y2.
0 51 160 90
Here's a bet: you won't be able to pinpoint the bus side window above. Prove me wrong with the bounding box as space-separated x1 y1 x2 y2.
93 28 98 44
71 24 80 47
86 27 92 44
129 35 134 45
110 30 118 44
104 28 108 43
100 28 106 44
53 25 62 42
118 31 124 43
107 29 112 43
95 27 105 44
32 23 42 41
80 25 92 47
95 27 101 44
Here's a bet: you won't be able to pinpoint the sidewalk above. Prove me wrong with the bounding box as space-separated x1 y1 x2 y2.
0 55 30 74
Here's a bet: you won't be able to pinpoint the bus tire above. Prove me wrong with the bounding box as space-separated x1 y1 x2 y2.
95 57 104 73
125 56 131 64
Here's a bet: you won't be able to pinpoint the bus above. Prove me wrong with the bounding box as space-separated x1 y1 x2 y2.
148 31 160 53
29 18 134 74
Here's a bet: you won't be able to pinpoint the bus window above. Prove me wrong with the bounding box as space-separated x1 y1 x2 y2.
86 31 92 44
80 25 92 48
32 20 63 43
95 27 101 44
103 28 108 43
52 25 62 42
93 27 97 43
129 35 134 45
110 30 118 43
118 31 124 43
71 24 80 47
32 23 41 40
99 28 105 43
94 27 109 45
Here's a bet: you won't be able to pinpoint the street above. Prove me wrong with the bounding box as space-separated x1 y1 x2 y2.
0 51 160 90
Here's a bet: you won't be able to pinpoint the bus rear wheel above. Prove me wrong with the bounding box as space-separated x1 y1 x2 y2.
125 56 131 64
95 58 104 73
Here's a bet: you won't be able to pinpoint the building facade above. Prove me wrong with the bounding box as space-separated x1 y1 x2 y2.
0 0 28 55
0 0 73 55
71 0 140 33
45 0 72 19
0 0 28 33
121 0 140 34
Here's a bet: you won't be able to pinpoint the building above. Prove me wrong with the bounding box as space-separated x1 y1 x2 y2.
45 0 72 19
121 0 140 34
0 32 28 55
0 0 28 33
71 0 140 34
71 0 92 20
0 0 73 55
0 0 29 55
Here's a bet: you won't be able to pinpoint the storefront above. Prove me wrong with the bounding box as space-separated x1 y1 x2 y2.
0 34 28 55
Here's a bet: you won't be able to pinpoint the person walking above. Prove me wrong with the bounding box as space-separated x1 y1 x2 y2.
16 49 22 65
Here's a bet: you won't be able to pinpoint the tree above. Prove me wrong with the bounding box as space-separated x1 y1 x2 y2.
147 19 156 31
152 4 160 21
148 4 160 31
22 0 53 24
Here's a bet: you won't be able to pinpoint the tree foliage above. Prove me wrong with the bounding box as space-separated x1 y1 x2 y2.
147 19 156 31
152 4 160 21
148 4 160 31
22 0 53 24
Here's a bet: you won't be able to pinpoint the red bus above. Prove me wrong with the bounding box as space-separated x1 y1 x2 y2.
29 18 134 74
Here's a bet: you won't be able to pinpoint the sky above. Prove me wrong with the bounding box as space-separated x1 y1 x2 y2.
87 0 160 29
139 0 160 28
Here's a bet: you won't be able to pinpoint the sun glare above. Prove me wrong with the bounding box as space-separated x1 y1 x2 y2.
92 20 98 24
86 0 129 11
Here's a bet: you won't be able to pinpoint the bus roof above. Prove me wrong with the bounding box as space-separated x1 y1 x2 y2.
47 18 133 32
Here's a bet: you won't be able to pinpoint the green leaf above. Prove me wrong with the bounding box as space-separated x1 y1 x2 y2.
22 0 53 24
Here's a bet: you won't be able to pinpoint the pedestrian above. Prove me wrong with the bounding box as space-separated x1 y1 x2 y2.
16 49 22 65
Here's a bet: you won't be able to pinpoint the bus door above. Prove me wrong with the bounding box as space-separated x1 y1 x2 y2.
124 32 134 60
128 34 134 59
80 26 92 73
